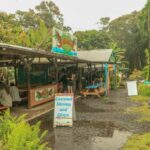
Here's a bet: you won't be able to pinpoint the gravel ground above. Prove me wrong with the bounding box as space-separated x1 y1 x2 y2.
30 89 150 150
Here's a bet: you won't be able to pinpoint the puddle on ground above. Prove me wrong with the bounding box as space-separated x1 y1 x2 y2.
48 126 131 150
29 111 131 150
75 120 124 130
106 101 116 105
92 130 131 150
35 117 131 150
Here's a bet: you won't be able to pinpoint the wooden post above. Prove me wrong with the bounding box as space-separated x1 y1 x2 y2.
79 67 82 91
75 63 78 93
14 60 17 86
114 64 117 90
27 60 31 109
19 56 34 109
90 64 92 83
55 58 58 83
87 64 90 84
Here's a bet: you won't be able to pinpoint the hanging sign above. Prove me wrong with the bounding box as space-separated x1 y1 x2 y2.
52 28 78 57
54 93 74 127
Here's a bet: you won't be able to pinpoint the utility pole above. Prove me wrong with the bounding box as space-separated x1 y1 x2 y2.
148 8 150 80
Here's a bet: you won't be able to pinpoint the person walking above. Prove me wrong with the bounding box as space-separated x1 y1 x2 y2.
9 83 22 105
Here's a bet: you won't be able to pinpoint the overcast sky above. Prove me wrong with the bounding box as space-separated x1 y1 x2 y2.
0 0 147 31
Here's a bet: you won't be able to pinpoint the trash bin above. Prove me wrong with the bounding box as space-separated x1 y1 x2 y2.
126 81 138 96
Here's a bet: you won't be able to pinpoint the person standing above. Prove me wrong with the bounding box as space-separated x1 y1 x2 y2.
0 84 12 107
9 83 21 104
67 72 73 93
72 72 76 94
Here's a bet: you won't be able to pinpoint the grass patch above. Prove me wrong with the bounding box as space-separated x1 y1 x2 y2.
130 95 149 103
123 133 150 150
127 95 150 122
129 104 150 122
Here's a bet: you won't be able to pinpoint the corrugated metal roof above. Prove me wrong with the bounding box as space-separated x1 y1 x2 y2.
78 49 113 62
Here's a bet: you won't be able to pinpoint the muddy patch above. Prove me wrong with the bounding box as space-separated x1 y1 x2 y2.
76 102 106 113
75 120 126 130
105 101 116 105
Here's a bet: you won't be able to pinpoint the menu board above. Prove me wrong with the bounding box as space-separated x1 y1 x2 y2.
54 93 74 127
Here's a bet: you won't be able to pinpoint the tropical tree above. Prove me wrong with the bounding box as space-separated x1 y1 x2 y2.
97 17 110 30
108 11 146 70
74 30 111 50
138 0 150 80
35 1 63 29
27 20 52 50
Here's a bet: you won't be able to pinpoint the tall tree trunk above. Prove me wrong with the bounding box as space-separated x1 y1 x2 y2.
138 51 142 69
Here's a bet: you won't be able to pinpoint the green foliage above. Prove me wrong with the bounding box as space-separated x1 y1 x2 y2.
97 17 110 30
142 49 150 80
111 42 125 62
35 1 63 29
0 1 63 50
128 95 150 122
0 110 51 150
129 69 143 81
123 133 150 150
74 30 111 50
27 20 52 50
142 66 149 80
108 11 146 70
138 83 150 97
130 95 149 103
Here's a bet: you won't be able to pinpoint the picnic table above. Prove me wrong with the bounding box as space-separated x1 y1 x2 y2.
81 83 105 98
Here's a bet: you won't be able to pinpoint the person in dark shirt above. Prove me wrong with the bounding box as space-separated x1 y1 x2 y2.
67 72 73 93
59 73 67 92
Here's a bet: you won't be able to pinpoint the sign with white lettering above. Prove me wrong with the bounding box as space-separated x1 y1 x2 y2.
54 93 74 127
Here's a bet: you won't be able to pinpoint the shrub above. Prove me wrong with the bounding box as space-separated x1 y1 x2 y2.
0 110 51 150
138 84 150 97
129 69 143 81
